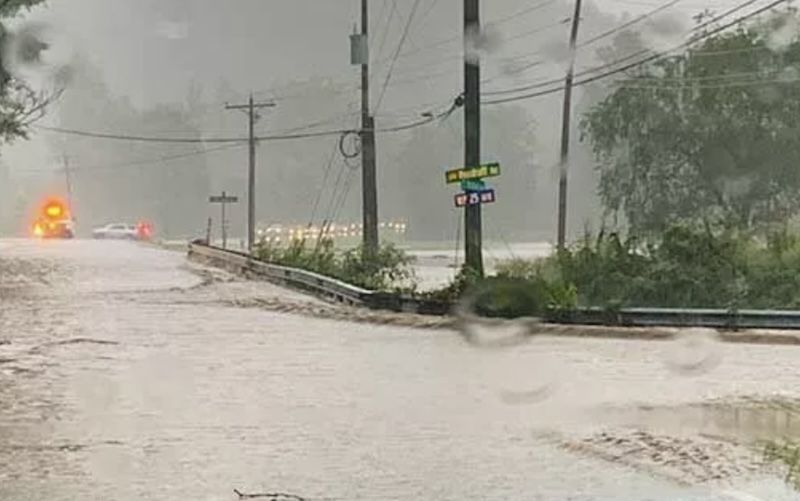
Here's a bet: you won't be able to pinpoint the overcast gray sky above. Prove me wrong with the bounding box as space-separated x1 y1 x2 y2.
3 0 739 179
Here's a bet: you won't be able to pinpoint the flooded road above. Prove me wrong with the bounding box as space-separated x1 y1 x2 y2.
1 239 800 500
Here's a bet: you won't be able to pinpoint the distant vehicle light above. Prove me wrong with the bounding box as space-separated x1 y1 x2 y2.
44 203 64 218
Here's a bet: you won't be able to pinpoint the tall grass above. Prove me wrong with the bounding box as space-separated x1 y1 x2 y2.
496 225 800 310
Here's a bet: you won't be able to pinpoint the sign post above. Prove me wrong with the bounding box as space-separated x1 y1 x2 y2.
209 191 239 249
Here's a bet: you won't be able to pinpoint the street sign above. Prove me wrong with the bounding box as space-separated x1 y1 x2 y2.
208 191 239 249
445 162 500 184
209 195 238 203
454 189 496 208
460 179 486 191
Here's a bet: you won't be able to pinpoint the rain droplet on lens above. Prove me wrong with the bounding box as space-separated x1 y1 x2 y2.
459 318 533 349
662 328 723 376
454 278 541 349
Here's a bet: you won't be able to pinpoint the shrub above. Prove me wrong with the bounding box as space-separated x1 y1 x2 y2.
253 237 414 291
494 224 800 311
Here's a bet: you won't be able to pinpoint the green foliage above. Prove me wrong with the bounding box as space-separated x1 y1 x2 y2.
0 2 55 144
582 9 800 234
53 57 211 237
495 258 578 312
254 238 414 291
762 440 800 491
416 263 483 302
506 224 800 310
338 241 415 290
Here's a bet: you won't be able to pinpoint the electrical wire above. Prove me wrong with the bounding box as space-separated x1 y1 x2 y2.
307 139 340 228
374 0 425 114
616 75 800 90
484 0 765 96
34 109 445 145
14 143 243 177
414 0 445 35
488 0 562 26
36 125 244 144
373 0 398 72
577 0 683 48
483 0 789 101
338 130 362 159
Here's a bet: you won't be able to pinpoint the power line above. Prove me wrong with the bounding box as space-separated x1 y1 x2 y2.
414 0 445 35
36 125 244 143
34 108 446 145
15 143 243 176
75 143 243 172
486 0 765 96
374 0 425 114
484 0 787 100
373 0 398 71
577 0 683 48
488 0 562 26
307 139 340 228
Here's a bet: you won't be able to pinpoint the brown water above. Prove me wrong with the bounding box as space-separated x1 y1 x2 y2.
1 239 799 500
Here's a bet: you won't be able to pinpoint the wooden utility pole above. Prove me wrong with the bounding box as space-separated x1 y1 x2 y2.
464 0 484 277
226 95 275 252
61 154 73 211
360 0 379 256
557 0 583 252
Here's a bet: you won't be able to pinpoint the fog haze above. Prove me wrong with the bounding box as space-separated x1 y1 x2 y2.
0 0 737 241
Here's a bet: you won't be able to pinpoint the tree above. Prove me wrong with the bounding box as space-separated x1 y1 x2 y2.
581 9 800 235
0 2 60 143
52 56 210 238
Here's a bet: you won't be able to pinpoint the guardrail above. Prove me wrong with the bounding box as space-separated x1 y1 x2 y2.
187 241 800 329
547 307 800 330
187 241 451 315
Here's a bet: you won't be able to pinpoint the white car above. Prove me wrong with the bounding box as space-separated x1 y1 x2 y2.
92 223 139 240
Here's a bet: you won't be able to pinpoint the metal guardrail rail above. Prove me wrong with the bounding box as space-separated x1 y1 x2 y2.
548 307 800 330
187 242 451 315
188 241 800 329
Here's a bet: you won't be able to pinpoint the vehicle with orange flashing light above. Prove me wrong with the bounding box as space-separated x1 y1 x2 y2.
31 198 75 239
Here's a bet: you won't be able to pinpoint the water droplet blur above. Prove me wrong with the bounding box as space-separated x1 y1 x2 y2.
2 21 74 89
779 64 800 83
458 317 533 349
641 14 685 52
453 279 559 403
766 13 798 52
662 328 723 376
465 25 503 66
756 84 782 104
454 278 543 349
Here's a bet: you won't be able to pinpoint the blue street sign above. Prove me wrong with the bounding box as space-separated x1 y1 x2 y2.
454 189 496 208
460 179 486 191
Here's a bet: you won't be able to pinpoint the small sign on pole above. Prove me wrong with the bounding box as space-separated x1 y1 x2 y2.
454 189 496 208
208 191 239 249
445 162 501 184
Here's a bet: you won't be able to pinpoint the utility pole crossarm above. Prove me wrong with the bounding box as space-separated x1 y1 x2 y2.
224 102 276 111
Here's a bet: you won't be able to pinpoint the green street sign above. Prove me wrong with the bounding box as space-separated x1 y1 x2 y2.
445 162 501 184
460 179 486 191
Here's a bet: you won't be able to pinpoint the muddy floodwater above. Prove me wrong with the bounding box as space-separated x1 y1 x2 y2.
1 239 800 500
